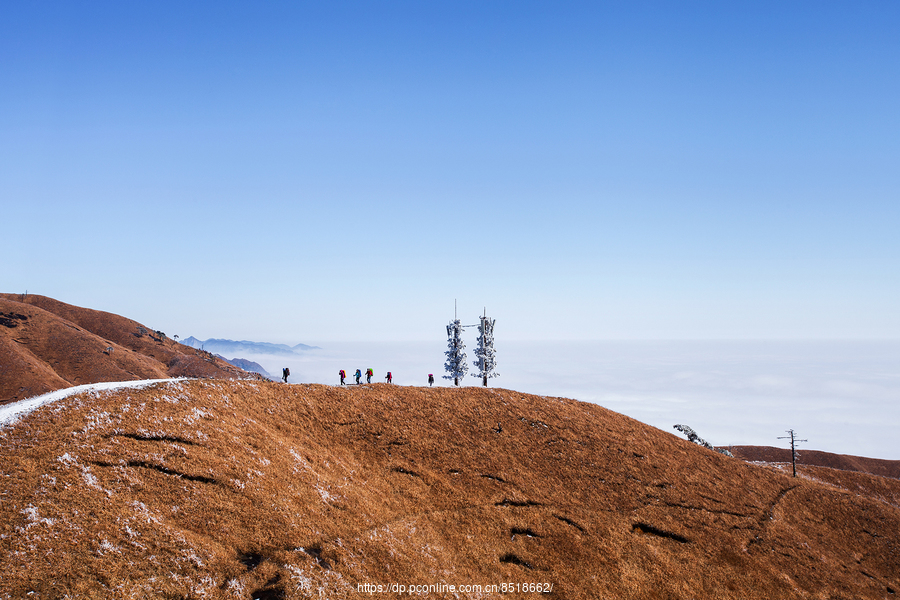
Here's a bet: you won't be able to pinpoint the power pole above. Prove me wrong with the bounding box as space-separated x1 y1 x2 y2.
777 429 807 477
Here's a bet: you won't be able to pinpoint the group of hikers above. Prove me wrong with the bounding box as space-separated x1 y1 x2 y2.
283 368 439 387
338 368 390 385
335 370 437 386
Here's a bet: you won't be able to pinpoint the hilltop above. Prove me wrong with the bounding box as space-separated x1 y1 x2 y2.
0 294 255 405
1 380 898 599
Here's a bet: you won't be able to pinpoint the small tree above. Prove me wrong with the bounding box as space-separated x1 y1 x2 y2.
674 424 733 457
444 319 468 386
473 315 498 386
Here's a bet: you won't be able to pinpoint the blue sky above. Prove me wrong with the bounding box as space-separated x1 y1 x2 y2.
3 1 899 342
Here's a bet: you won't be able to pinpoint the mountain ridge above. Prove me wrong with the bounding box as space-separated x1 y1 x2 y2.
0 294 257 405
179 336 321 356
220 356 274 380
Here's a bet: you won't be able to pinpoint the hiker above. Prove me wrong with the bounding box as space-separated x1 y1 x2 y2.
355 369 362 385
428 374 434 386
339 369 346 385
385 371 392 384
366 368 373 384
282 367 290 383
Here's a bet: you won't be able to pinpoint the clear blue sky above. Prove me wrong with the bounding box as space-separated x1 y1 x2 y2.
3 1 898 342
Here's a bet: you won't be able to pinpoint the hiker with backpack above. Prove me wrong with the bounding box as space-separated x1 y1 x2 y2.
428 374 434 386
282 367 290 383
366 368 373 384
339 369 346 385
355 369 362 385
385 371 392 384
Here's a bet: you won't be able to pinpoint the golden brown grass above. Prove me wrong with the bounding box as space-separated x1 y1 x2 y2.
1 380 898 599
0 294 251 404
730 445 900 479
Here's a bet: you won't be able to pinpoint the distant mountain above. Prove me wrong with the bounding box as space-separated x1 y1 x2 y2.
219 356 274 380
178 338 321 356
178 336 204 349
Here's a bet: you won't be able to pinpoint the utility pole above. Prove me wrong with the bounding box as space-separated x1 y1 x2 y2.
777 429 807 477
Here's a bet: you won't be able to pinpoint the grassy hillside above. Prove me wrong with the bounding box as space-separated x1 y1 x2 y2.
0 294 252 404
1 380 898 599
730 445 900 480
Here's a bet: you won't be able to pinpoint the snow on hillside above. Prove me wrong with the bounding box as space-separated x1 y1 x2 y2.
0 379 182 428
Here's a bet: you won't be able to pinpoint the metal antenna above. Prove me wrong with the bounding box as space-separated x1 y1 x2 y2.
777 429 808 477
481 309 486 379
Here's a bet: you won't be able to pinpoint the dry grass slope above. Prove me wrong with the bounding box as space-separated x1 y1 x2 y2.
730 446 900 480
1 380 898 599
0 294 252 405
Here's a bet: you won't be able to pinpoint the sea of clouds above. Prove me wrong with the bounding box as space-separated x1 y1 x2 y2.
245 340 900 461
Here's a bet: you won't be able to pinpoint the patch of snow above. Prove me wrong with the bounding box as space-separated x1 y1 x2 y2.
197 575 218 596
82 409 113 433
81 467 102 490
316 485 335 503
131 501 162 525
182 548 205 568
289 449 305 473
57 453 77 466
0 379 186 429
285 565 313 593
225 578 245 596
184 407 209 425
22 505 55 527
